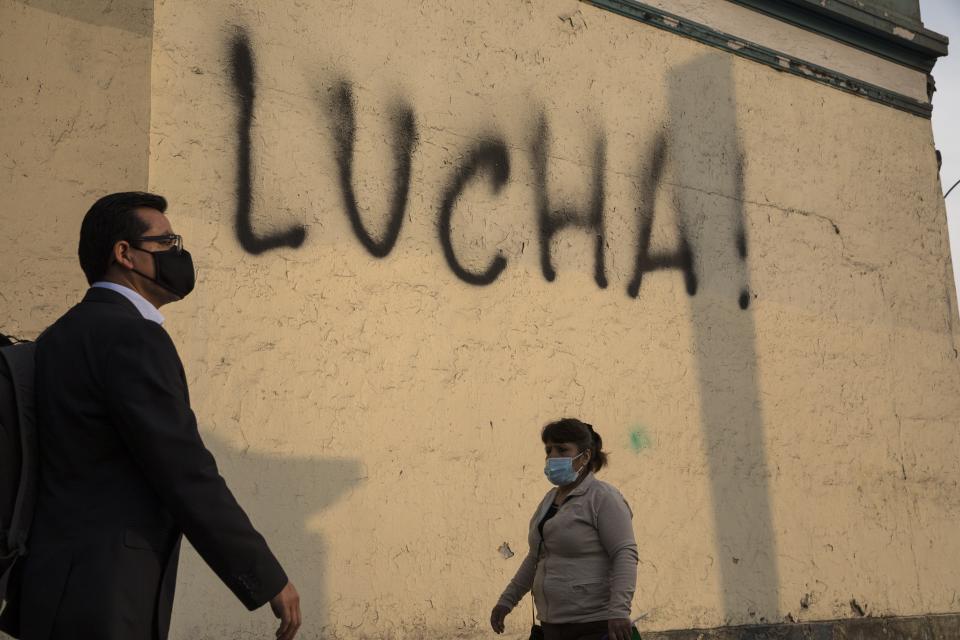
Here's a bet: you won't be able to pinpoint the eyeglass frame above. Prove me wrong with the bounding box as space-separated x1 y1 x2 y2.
137 234 184 253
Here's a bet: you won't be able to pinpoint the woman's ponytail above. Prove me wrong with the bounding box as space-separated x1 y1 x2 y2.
584 423 608 472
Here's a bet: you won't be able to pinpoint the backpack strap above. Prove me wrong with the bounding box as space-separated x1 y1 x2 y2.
0 342 38 554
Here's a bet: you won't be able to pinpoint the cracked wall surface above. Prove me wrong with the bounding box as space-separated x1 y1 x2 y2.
0 0 153 330
2 1 959 639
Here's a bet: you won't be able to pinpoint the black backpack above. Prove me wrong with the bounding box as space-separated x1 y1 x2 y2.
0 340 38 603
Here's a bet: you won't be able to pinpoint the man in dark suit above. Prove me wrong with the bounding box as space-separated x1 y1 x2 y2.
0 192 301 640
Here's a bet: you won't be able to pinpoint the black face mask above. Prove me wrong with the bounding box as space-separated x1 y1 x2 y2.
131 247 196 300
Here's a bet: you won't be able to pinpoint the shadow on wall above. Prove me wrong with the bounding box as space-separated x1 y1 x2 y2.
670 54 780 623
170 431 364 639
9 0 153 36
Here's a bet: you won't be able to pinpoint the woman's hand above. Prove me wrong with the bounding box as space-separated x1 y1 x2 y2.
490 604 510 634
607 617 634 640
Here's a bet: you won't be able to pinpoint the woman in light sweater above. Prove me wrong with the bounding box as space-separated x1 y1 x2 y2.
490 419 639 640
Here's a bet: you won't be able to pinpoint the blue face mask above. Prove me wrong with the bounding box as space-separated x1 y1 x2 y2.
544 451 588 486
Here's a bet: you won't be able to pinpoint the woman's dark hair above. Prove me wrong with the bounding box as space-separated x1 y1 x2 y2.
541 418 608 472
78 192 168 285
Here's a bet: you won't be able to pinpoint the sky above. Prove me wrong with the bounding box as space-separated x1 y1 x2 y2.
921 0 960 295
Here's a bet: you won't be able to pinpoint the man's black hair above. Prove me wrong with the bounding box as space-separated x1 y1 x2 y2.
0 333 14 347
78 192 168 285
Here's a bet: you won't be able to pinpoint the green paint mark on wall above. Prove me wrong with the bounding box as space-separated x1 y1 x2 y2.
629 426 651 453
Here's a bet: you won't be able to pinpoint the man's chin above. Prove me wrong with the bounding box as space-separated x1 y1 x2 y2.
150 286 181 308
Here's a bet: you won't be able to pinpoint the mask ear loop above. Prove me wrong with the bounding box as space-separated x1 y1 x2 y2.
126 245 160 286
574 449 590 474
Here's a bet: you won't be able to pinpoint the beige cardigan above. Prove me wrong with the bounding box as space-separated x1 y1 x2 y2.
497 472 639 623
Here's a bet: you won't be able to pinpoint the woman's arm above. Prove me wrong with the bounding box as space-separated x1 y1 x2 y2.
497 493 553 610
491 493 552 633
491 531 540 633
596 489 639 620
496 544 538 610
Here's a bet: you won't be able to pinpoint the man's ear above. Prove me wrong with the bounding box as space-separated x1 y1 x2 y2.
112 240 134 270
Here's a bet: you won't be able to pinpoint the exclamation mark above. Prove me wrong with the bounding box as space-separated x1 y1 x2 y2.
737 228 750 310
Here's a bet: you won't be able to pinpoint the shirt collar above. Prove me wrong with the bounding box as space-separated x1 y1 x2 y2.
566 470 597 498
91 281 165 325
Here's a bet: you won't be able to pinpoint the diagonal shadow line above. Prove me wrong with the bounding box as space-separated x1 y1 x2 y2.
168 430 364 638
7 0 153 36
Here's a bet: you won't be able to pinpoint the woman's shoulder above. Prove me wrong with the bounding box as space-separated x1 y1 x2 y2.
588 477 632 508
589 476 623 495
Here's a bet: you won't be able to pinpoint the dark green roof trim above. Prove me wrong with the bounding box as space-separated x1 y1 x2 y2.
727 0 947 73
585 0 933 119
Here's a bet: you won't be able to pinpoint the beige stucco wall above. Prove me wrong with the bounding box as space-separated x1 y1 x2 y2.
0 0 153 333
3 1 959 638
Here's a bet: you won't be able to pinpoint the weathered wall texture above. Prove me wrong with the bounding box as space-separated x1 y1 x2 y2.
0 0 153 331
2 1 959 638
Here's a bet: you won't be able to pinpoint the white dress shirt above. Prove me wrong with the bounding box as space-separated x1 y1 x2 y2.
91 281 165 325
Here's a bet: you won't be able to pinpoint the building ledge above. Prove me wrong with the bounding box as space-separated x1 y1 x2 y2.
586 0 939 118
729 0 948 73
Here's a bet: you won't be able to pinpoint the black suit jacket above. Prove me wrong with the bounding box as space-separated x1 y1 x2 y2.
6 287 287 640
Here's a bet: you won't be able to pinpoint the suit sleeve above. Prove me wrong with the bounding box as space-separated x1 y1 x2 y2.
104 321 287 610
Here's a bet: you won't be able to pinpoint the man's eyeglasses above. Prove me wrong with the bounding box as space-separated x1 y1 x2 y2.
138 234 183 253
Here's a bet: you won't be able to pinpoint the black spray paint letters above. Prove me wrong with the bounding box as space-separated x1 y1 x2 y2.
328 81 419 258
228 30 749 306
229 33 307 255
532 114 608 289
734 155 751 310
736 228 750 309
438 139 511 286
628 133 697 299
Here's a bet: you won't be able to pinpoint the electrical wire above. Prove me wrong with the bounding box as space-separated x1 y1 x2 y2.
946 177 960 200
